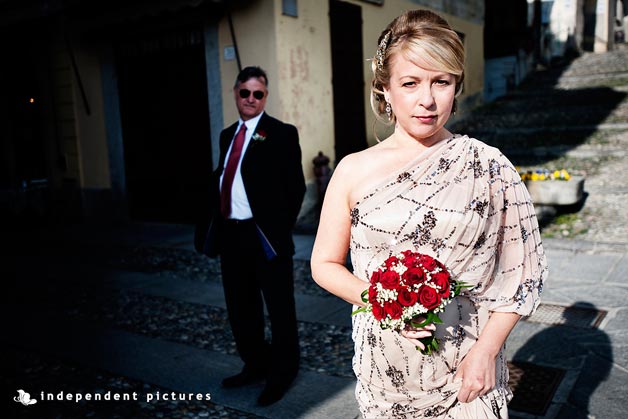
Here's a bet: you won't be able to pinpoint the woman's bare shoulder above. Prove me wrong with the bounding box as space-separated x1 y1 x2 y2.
336 141 391 171
332 142 398 206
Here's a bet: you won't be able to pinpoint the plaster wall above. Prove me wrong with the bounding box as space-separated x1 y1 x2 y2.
274 0 335 182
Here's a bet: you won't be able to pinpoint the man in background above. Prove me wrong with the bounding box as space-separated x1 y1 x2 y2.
195 66 305 406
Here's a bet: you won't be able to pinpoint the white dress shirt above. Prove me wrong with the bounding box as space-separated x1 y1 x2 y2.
219 112 264 220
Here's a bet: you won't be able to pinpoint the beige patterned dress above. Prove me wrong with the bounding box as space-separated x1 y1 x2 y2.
350 135 548 418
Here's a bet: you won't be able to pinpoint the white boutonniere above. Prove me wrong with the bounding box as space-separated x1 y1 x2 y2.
252 130 267 143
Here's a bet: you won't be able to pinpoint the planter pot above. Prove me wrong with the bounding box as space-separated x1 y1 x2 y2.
524 175 585 206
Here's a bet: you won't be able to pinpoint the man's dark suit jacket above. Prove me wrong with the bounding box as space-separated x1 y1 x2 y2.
195 112 306 258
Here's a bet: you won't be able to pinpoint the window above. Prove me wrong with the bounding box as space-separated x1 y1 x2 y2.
282 0 297 17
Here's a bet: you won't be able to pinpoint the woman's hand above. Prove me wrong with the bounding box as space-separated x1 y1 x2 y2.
453 311 520 403
399 318 436 351
453 344 496 403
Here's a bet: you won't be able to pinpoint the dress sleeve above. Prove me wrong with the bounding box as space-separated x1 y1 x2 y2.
471 154 548 316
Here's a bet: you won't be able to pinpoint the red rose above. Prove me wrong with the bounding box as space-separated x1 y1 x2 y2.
380 270 401 289
419 254 437 271
370 269 382 285
397 288 419 306
372 302 386 321
418 285 441 310
435 260 447 272
431 271 451 298
384 301 403 319
368 284 379 303
384 256 400 269
402 267 426 286
402 253 419 268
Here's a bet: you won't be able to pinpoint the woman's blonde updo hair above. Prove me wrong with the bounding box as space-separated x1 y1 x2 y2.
371 9 465 124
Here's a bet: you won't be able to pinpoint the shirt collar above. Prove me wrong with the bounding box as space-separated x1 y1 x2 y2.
239 111 264 132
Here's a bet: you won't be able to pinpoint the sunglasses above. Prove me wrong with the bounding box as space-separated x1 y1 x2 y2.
239 89 265 100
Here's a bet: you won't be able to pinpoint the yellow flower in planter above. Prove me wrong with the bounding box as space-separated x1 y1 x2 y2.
560 169 571 180
520 168 572 181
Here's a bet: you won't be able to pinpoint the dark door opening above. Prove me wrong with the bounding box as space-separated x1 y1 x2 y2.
0 32 50 221
582 0 598 51
329 0 368 163
116 25 212 224
484 0 529 59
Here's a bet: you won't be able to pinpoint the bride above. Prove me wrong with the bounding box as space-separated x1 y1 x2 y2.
311 9 548 418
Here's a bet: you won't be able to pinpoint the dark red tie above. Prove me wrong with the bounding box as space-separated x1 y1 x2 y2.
220 123 247 218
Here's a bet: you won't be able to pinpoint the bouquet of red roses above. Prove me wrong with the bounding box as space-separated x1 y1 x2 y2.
353 250 469 355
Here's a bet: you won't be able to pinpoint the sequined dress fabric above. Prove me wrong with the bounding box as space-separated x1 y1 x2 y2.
349 135 548 418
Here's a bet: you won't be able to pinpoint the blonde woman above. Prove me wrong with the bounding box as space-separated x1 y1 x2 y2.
311 10 547 418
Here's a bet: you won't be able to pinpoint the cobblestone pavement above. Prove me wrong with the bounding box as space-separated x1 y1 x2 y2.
5 49 628 419
452 49 628 247
3 242 352 419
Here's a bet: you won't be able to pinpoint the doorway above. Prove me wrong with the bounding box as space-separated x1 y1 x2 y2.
0 31 50 221
329 0 368 163
115 25 212 224
582 0 598 51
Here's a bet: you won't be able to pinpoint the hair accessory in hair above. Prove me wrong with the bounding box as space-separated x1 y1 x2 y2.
376 30 391 70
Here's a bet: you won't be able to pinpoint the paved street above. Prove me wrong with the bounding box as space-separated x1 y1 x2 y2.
4 49 628 419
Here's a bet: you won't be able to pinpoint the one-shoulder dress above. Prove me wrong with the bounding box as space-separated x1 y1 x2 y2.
349 135 548 418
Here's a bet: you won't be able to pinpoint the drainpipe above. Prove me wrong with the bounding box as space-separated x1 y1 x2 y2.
226 9 242 72
64 31 91 116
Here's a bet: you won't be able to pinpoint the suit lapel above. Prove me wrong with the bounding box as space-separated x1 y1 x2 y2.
247 113 269 149
241 114 271 190
252 113 270 137
243 113 270 161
